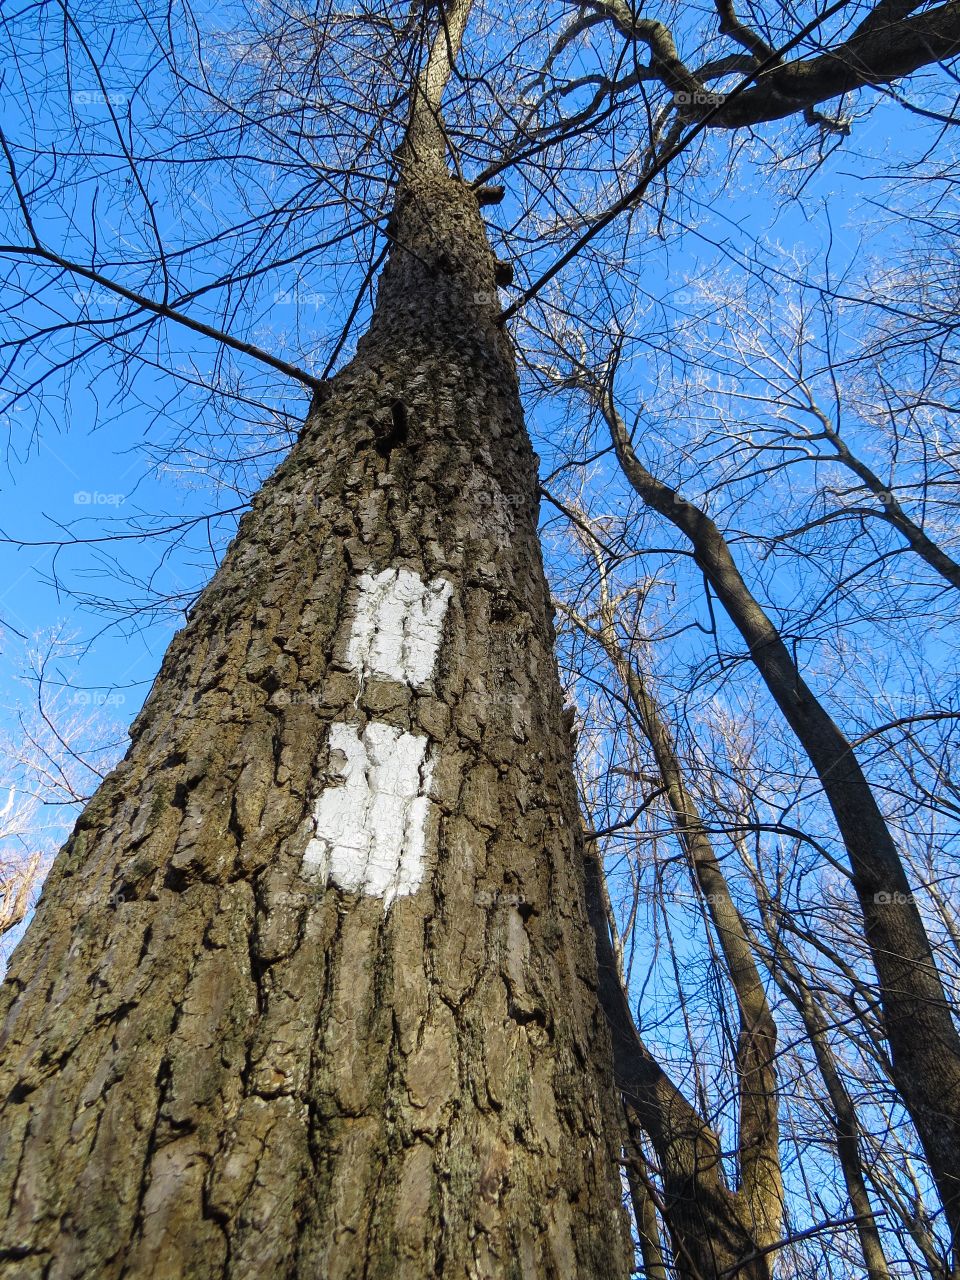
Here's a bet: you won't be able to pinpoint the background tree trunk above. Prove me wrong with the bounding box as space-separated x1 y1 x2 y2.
0 160 631 1279
597 381 960 1265
584 851 773 1280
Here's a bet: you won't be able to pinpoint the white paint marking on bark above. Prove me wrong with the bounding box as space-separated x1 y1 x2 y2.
302 721 434 907
346 568 452 687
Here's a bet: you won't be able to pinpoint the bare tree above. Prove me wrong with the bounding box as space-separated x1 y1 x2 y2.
557 513 783 1277
1 631 123 953
1 0 959 1275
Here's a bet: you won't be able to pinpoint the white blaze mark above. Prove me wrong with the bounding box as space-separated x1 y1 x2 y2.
346 568 452 687
302 721 434 907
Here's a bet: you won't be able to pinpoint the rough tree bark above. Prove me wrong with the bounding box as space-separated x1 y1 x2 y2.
0 9 632 1277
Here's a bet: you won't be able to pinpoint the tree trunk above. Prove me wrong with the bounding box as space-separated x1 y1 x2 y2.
599 385 960 1267
584 853 773 1280
584 584 783 1253
756 920 892 1280
0 146 631 1280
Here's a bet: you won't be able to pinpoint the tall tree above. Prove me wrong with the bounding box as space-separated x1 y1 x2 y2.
559 520 783 1279
591 361 960 1268
0 7 633 1275
2 0 960 1275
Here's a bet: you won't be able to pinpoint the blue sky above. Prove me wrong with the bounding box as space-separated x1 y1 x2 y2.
0 72 947 819
1 0 949 729
1 6 958 1257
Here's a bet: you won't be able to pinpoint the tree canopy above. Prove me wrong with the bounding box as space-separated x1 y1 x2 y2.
1 0 959 1274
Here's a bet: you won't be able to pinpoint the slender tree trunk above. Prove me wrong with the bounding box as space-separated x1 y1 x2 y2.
599 386 960 1267
584 852 773 1280
590 601 782 1251
559 531 783 1272
617 667 782 1243
624 1152 669 1280
751 909 892 1280
0 23 633 1277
